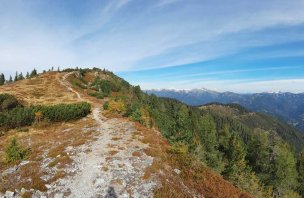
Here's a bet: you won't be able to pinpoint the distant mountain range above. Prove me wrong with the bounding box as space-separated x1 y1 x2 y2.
146 89 304 131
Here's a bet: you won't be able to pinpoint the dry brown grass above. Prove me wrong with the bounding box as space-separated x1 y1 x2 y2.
48 171 66 183
0 162 47 192
21 191 32 198
111 178 123 186
102 166 109 172
0 72 80 106
108 150 119 156
111 136 122 141
132 151 142 157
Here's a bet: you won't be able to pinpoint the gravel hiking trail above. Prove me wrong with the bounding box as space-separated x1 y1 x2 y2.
49 72 157 197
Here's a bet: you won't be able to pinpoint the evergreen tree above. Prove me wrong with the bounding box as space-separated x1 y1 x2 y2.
175 105 192 142
57 67 60 72
30 69 37 77
14 72 18 82
9 75 13 83
271 143 298 196
297 150 304 196
199 114 222 170
18 72 24 80
133 86 142 100
221 133 263 195
247 130 272 184
26 72 30 79
0 73 5 85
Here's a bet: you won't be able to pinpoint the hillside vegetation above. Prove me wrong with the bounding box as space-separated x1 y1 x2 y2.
147 89 304 131
1 68 303 197
66 68 303 197
0 69 250 198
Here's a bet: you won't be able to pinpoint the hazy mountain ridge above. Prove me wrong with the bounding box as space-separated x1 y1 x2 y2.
146 89 304 131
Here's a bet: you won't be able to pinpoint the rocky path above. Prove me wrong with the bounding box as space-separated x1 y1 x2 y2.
48 73 157 197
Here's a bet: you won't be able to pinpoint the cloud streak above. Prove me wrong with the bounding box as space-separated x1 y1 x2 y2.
0 0 304 92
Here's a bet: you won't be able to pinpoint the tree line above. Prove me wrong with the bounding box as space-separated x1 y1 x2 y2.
0 69 38 85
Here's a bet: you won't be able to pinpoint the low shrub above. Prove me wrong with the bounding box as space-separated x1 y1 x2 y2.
107 99 126 114
0 94 21 112
103 101 109 110
88 92 104 99
0 102 91 130
4 137 29 163
72 80 87 89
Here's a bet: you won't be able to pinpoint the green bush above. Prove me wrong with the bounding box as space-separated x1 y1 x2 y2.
4 137 29 163
72 80 87 89
88 92 104 99
0 102 91 130
103 101 109 110
0 94 21 112
91 77 122 96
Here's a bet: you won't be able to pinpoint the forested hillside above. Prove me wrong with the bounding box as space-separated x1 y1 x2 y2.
147 89 304 131
67 68 304 197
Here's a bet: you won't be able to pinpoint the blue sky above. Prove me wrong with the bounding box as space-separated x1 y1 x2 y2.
0 0 304 92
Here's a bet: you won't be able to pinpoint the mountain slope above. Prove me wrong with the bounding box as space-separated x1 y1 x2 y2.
200 103 304 152
147 89 304 131
0 70 250 198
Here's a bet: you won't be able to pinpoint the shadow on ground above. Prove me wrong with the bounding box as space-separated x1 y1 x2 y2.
105 186 118 198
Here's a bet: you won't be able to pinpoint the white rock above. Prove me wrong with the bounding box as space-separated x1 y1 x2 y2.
174 168 181 174
94 178 105 186
20 160 30 166
20 188 26 194
4 191 14 197
45 184 52 189
54 193 63 198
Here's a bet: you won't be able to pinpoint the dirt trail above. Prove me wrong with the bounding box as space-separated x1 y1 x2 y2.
58 72 82 100
46 73 157 197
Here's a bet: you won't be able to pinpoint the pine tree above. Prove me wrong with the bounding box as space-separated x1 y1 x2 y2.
26 72 30 79
9 75 13 83
14 72 18 82
0 73 5 85
271 143 298 196
247 130 272 184
297 150 304 196
199 114 222 171
30 69 37 77
18 72 24 80
175 105 192 141
222 134 255 192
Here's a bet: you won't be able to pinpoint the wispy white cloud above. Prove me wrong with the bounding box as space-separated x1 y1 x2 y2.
154 0 181 8
0 0 304 92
